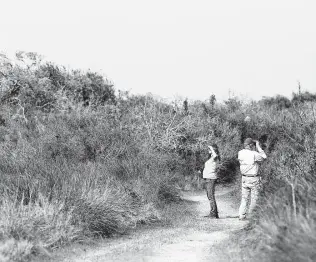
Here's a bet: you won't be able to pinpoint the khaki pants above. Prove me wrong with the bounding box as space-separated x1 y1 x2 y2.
205 179 218 217
238 176 261 218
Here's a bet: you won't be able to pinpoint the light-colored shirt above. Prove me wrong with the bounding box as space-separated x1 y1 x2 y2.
238 148 267 176
203 152 218 179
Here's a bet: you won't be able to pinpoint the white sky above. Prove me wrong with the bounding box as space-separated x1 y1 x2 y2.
1 0 316 101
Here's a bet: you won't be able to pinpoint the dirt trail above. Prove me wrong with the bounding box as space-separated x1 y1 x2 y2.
58 186 247 262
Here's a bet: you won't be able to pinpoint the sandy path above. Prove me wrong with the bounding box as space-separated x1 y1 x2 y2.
57 186 247 262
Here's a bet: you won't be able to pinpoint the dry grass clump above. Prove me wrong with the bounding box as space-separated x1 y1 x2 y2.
256 192 316 262
71 186 140 237
0 197 80 261
0 170 163 261
0 239 33 262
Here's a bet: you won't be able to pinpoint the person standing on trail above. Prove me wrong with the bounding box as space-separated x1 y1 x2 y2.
238 138 267 220
203 144 221 218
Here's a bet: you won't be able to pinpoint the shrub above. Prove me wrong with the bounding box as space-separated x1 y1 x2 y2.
260 95 292 110
229 101 316 262
3 51 316 262
292 91 316 104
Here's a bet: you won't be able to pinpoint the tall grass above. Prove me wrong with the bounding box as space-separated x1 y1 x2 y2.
0 105 185 257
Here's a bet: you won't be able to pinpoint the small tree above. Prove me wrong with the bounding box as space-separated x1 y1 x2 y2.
224 97 242 112
209 94 216 110
183 99 189 115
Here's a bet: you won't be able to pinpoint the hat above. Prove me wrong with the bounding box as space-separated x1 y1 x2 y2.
244 138 254 146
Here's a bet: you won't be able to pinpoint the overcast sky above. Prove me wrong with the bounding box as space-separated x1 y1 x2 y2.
1 0 315 101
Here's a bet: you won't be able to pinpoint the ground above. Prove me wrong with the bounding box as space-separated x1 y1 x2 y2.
39 185 248 262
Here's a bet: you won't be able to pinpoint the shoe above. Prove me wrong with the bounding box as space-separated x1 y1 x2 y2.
205 215 219 219
204 213 219 219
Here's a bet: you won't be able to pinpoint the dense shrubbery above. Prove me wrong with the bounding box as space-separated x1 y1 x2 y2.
260 95 292 110
292 91 316 104
259 91 316 111
0 52 242 261
252 104 316 262
226 102 316 262
0 52 115 113
1 52 316 261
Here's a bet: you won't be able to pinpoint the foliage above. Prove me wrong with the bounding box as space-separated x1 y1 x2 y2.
224 96 243 112
292 90 316 104
1 51 316 261
227 102 316 262
0 52 115 114
260 95 292 110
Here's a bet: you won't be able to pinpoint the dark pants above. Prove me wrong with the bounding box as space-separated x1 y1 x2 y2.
205 179 218 218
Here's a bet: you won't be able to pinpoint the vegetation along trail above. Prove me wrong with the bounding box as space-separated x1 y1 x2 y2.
4 53 315 261
55 186 247 262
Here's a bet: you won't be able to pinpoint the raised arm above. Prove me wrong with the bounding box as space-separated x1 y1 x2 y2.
208 146 218 159
254 140 267 162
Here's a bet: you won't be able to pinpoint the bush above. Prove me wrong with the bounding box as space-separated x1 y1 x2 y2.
292 91 316 104
228 101 316 262
260 95 292 110
2 51 316 262
0 52 115 113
